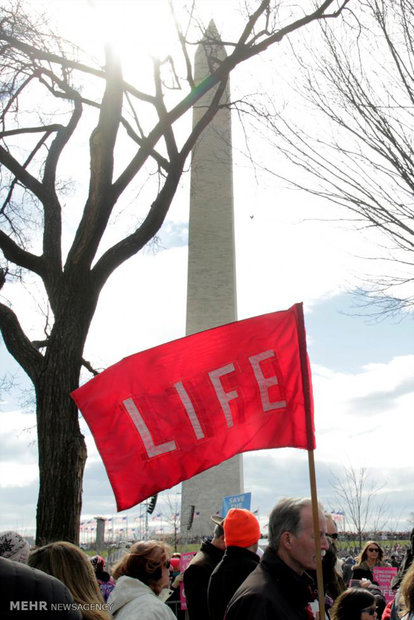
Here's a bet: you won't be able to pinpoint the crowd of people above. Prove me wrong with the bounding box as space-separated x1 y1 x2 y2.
1 505 413 619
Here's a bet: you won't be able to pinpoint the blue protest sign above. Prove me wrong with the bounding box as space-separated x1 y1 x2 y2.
221 492 252 516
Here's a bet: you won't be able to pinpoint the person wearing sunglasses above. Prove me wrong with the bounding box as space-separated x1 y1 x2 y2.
108 540 175 619
308 514 346 611
351 541 389 584
330 587 377 620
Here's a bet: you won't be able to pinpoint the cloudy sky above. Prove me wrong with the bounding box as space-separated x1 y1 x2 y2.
0 0 413 538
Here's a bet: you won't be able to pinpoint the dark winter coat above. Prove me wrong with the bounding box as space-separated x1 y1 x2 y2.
208 545 260 620
183 540 224 620
224 548 314 620
0 556 82 619
351 560 388 584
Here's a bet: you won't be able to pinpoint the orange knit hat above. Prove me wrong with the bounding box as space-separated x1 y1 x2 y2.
223 508 260 548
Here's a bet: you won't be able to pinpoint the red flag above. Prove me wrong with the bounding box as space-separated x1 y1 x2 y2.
71 302 314 511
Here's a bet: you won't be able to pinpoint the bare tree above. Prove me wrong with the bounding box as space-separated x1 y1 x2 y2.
331 466 386 547
0 372 15 398
161 493 182 551
0 0 349 545
250 0 414 316
370 502 391 539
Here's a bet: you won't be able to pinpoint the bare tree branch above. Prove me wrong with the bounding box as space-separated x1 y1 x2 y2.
250 0 414 315
331 466 386 546
0 301 43 382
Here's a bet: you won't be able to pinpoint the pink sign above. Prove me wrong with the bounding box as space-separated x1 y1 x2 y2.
373 566 398 603
180 552 196 610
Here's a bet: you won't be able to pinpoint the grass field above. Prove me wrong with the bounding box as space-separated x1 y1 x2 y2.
85 538 411 560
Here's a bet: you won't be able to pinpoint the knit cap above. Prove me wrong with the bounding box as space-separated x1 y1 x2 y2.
0 530 30 563
223 508 260 548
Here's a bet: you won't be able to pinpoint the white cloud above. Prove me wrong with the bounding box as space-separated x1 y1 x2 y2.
84 245 188 370
312 355 414 470
240 353 414 527
0 411 38 488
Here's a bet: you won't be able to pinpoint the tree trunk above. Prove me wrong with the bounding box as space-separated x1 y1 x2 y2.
35 355 87 545
34 292 93 545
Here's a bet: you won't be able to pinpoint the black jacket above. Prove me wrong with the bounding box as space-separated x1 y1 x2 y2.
208 546 260 620
224 548 314 620
184 540 224 620
0 557 82 619
351 560 388 584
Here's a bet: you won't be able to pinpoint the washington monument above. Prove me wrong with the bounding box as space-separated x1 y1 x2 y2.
181 22 243 537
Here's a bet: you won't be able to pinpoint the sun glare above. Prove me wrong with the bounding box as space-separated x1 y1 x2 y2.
89 0 178 59
39 0 244 81
46 0 181 72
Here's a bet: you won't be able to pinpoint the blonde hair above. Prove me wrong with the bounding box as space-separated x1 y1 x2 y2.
113 540 170 594
399 562 414 615
28 541 110 620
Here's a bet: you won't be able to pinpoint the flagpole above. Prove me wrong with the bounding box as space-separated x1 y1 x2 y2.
308 450 326 618
296 303 325 620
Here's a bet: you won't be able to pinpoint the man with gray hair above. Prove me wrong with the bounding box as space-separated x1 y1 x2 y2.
225 498 329 620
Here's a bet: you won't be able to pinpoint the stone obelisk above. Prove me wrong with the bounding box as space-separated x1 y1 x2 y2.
181 21 243 538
